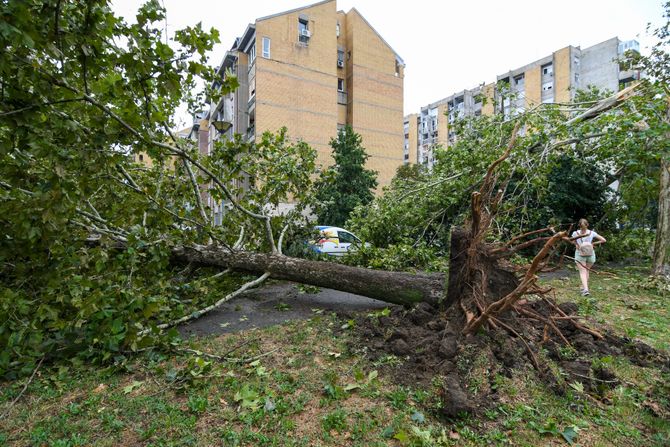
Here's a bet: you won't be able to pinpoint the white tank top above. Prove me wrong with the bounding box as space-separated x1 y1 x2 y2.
572 230 598 245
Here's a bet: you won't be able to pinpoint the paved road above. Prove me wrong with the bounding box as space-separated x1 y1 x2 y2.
178 281 388 337
177 269 578 338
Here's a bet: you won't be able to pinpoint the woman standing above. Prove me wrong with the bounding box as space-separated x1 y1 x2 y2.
571 218 606 296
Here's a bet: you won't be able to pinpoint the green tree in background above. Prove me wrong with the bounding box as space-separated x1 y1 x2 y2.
314 126 377 227
544 155 610 225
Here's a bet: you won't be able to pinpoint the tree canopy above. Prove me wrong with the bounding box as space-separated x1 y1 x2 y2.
313 125 378 227
0 0 317 377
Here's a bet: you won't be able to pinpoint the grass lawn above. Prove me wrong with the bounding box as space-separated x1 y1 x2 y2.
1 265 668 446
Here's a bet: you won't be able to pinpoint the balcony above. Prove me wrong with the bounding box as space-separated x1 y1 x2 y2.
619 69 640 84
618 39 640 55
209 97 234 135
337 91 347 105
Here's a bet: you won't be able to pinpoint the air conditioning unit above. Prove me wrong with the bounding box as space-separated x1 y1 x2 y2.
300 29 311 38
337 60 344 68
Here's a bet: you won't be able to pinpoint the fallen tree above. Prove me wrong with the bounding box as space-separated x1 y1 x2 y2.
172 246 445 307
2 0 668 381
159 90 639 327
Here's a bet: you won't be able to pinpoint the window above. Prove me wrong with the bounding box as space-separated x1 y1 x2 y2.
247 109 255 136
514 74 524 89
574 73 580 83
139 154 144 162
248 41 256 65
336 21 340 37
248 76 256 99
262 37 270 58
337 79 346 104
542 63 553 76
337 49 344 67
542 81 553 91
337 123 345 132
298 18 309 43
338 231 359 244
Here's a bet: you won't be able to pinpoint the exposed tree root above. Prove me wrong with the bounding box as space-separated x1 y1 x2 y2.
349 124 668 419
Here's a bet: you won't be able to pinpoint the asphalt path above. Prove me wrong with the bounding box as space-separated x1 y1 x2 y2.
178 281 388 337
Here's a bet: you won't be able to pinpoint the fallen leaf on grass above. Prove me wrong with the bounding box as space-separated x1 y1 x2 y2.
92 383 107 393
410 411 425 423
561 425 579 445
449 431 460 440
122 381 144 394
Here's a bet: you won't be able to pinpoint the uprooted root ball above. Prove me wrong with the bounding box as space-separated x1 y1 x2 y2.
348 298 667 419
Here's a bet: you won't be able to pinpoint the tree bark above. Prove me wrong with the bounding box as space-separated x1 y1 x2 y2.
652 157 670 277
171 245 446 307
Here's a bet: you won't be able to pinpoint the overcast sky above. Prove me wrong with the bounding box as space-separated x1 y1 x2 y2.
112 0 664 122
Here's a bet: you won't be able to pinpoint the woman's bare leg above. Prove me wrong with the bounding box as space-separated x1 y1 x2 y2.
585 262 593 290
577 262 589 291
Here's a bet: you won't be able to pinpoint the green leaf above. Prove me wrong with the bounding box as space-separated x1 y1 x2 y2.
561 426 579 445
393 430 409 442
569 381 584 394
410 411 425 423
380 426 395 439
123 380 144 394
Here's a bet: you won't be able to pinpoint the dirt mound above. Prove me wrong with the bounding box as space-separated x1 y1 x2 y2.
349 298 667 419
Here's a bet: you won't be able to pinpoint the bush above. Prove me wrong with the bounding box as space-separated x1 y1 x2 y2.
595 228 655 262
343 242 448 272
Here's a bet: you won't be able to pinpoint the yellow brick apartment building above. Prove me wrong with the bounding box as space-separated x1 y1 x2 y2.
405 37 642 168
209 0 405 190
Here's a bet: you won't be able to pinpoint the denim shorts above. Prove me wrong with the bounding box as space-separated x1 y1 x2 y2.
575 251 596 265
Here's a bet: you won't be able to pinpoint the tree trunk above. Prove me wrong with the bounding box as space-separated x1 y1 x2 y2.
171 245 446 307
652 157 670 277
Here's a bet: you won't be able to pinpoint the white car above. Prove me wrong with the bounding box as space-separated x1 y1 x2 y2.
310 226 365 256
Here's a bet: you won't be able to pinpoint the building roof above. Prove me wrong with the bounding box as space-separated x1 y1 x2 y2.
216 51 238 76
347 7 404 66
253 0 404 66
256 0 335 22
236 24 256 52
